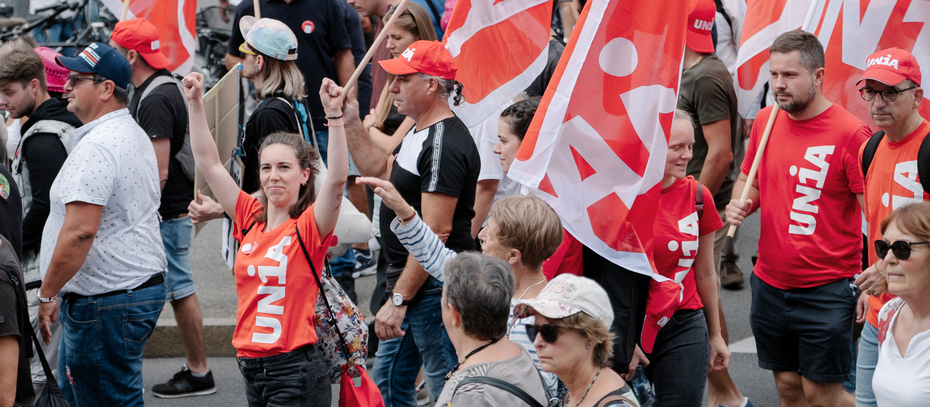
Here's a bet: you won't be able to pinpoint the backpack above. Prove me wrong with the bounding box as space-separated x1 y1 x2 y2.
135 74 196 182
860 129 930 193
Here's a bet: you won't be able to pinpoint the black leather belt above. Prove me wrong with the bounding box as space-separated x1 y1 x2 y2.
65 273 165 300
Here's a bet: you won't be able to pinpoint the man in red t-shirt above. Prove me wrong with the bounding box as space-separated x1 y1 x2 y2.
726 30 870 407
851 47 928 407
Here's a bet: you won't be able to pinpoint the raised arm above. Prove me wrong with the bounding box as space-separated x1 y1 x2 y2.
182 73 241 218
314 78 349 238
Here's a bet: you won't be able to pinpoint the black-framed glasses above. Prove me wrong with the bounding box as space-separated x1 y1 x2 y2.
875 240 929 260
66 74 96 88
526 324 563 344
859 86 917 102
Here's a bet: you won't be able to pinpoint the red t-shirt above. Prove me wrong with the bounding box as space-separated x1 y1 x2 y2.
653 177 722 310
742 105 871 289
232 191 333 358
541 228 584 280
859 120 930 326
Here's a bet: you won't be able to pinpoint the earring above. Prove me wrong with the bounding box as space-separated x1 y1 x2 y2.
301 181 307 186
586 343 592 349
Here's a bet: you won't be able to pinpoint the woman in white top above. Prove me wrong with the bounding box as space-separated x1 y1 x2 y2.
871 201 930 407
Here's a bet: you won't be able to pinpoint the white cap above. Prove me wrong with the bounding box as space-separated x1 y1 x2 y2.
513 274 614 329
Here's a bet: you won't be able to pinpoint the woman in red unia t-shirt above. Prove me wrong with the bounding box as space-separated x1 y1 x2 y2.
184 73 348 406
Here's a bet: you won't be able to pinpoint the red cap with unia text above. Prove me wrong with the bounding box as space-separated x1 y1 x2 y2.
110 18 171 70
686 0 716 54
379 40 456 80
857 48 921 87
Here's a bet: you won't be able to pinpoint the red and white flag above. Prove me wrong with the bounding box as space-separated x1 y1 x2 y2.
736 0 930 124
442 0 553 127
102 0 197 74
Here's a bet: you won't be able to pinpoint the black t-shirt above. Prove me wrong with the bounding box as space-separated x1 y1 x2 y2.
228 0 353 130
380 116 480 268
128 70 194 218
0 165 22 262
0 236 35 406
338 0 372 115
242 97 302 193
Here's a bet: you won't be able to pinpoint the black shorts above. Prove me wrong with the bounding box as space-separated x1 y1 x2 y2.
750 274 857 383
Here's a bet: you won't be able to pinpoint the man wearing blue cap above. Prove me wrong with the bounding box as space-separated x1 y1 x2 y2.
36 42 167 407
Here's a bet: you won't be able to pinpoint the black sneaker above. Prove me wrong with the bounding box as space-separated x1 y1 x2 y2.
152 366 217 398
352 250 378 278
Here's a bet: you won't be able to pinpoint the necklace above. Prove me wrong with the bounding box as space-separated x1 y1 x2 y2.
564 368 601 407
517 277 547 299
445 337 501 381
684 55 706 72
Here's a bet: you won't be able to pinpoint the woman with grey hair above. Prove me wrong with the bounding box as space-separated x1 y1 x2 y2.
436 252 549 406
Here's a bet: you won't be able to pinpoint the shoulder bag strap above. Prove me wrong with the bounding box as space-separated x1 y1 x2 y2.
451 376 544 407
294 226 354 367
916 129 930 194
861 129 886 180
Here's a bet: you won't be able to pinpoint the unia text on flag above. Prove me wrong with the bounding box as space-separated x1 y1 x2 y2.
801 0 930 130
442 0 553 127
734 0 811 117
102 0 197 74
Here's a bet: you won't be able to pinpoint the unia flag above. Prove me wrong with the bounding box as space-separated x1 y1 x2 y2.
506 0 693 351
102 0 197 75
736 0 930 124
442 0 553 127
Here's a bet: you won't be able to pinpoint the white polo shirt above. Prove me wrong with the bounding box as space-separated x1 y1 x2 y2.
40 109 166 296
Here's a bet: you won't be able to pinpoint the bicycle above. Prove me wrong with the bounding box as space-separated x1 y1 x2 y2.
195 5 234 92
0 0 116 56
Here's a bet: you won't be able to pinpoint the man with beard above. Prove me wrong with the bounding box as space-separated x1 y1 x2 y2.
725 30 870 407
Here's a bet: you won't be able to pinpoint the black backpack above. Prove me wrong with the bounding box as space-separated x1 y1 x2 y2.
860 129 930 192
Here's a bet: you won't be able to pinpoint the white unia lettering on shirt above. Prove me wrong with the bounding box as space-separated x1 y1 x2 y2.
788 146 835 235
883 160 924 209
248 236 291 344
667 212 699 302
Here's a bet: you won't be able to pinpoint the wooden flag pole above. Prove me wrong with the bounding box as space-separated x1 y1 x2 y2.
727 104 780 237
120 0 131 20
344 0 410 94
254 0 261 19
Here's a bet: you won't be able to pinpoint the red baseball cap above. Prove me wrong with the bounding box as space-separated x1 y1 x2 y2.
379 40 456 80
687 0 716 54
640 279 681 354
857 48 921 87
110 18 170 70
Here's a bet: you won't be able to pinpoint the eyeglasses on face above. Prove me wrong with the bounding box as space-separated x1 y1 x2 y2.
874 240 929 260
239 42 256 56
526 324 563 344
67 74 96 88
859 86 917 102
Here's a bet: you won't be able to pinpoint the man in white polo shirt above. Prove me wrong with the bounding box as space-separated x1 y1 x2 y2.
36 42 167 407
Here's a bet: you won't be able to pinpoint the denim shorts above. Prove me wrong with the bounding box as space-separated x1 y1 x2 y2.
750 274 857 382
237 344 332 407
161 216 196 301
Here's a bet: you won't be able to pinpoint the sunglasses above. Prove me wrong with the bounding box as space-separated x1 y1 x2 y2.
239 42 256 56
67 74 96 87
526 324 563 344
874 240 929 260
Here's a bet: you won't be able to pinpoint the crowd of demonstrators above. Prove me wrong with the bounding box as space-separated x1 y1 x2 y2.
870 203 930 406
852 47 929 406
726 30 871 407
38 42 168 406
108 18 216 398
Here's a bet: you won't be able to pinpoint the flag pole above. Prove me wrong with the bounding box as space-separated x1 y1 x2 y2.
344 0 409 94
120 0 131 20
727 105 779 237
254 0 261 19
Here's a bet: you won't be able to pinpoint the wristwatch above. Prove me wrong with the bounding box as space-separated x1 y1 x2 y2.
391 293 410 307
37 292 56 303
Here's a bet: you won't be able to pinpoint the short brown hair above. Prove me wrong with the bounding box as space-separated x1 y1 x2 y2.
769 29 825 74
490 195 563 270
0 48 47 92
880 202 930 243
553 312 616 368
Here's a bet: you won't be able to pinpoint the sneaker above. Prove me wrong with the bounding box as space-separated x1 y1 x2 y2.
352 250 377 278
152 366 216 398
720 260 745 289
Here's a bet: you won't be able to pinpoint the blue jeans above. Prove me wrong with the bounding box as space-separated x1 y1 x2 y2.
645 308 709 407
373 277 457 407
58 275 166 406
856 322 879 407
161 216 196 301
237 344 331 407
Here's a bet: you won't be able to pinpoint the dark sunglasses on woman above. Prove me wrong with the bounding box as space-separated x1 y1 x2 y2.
526 324 563 344
875 240 929 260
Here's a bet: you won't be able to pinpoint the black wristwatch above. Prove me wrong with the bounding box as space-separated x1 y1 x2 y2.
391 293 411 307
